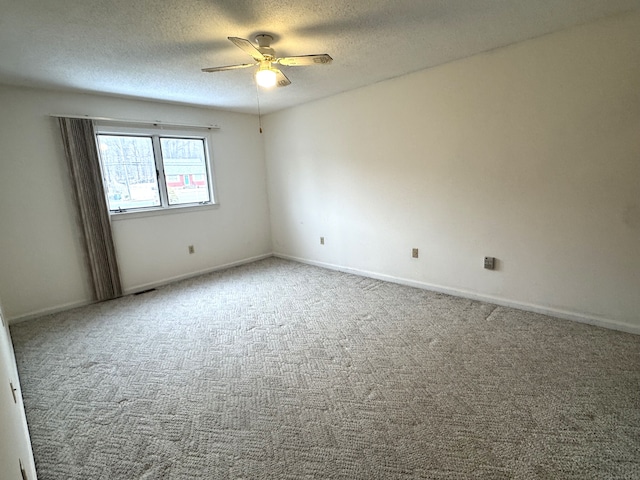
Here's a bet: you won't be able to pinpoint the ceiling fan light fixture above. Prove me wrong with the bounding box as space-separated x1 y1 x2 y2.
202 35 330 90
256 66 277 88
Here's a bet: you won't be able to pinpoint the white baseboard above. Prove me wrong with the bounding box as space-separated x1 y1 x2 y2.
8 253 273 325
274 253 640 335
8 299 94 325
122 253 274 295
10 252 639 335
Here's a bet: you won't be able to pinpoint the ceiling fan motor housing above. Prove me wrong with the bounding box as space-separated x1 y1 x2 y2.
255 34 275 58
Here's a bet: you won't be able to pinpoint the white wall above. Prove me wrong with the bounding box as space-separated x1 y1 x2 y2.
263 11 640 332
0 87 272 321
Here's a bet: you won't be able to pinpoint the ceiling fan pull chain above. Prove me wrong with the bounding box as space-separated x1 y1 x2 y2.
255 80 263 134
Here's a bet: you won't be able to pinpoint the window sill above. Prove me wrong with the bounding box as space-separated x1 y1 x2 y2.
109 202 220 221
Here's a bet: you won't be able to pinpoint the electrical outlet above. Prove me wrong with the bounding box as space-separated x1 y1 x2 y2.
320 237 325 245
188 245 195 254
484 256 495 270
412 248 419 258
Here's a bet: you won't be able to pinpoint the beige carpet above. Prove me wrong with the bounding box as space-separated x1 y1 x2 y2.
10 258 640 479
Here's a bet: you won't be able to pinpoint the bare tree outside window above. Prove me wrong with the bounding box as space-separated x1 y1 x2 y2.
98 135 160 210
96 133 214 212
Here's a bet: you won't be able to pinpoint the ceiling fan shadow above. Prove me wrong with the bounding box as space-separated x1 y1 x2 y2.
144 39 235 63
194 0 264 26
293 4 447 37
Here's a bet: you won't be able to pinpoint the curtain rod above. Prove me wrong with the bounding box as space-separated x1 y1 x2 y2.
49 114 220 130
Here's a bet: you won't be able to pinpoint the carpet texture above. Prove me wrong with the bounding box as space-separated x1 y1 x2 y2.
10 258 640 479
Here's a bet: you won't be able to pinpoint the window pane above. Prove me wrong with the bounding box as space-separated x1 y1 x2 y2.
97 135 161 210
160 138 211 205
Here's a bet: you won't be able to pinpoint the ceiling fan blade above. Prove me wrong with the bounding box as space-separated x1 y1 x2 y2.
201 63 255 73
276 54 332 66
228 37 266 61
274 69 291 87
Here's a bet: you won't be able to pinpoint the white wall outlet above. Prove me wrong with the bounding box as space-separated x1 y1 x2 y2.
188 245 195 254
320 237 325 245
412 248 419 258
484 256 495 270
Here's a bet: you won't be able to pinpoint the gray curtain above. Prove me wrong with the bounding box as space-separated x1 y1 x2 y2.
58 117 122 301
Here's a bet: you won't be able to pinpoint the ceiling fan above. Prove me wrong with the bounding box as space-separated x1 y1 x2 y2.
202 34 333 88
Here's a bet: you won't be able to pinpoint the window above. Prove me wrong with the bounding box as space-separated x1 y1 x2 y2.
95 124 215 213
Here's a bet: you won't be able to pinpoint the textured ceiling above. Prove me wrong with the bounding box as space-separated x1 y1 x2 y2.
1 0 639 114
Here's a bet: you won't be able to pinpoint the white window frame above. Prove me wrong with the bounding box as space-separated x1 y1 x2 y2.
94 122 218 218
